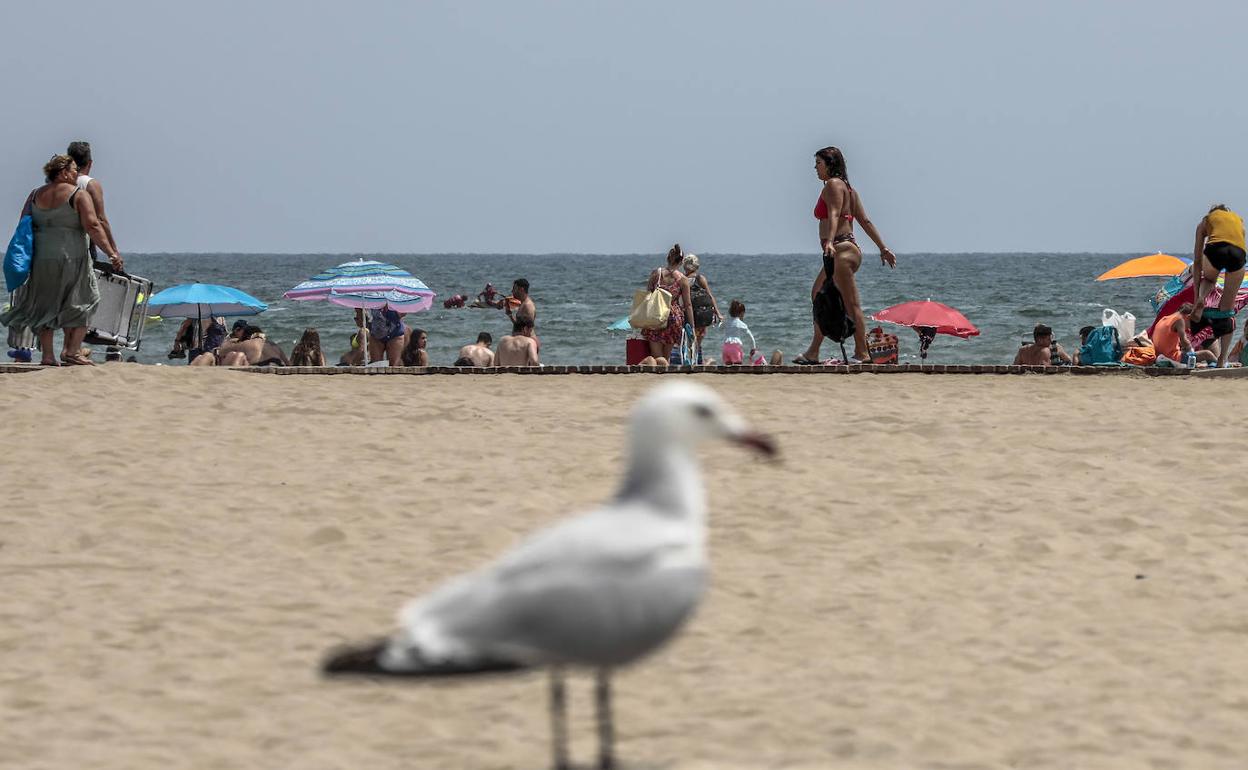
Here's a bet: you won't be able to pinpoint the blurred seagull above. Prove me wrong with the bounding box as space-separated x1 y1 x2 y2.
323 381 777 770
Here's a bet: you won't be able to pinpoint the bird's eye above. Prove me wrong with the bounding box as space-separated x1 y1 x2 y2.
693 404 714 419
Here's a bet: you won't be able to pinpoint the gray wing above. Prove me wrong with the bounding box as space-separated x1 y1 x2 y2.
390 504 707 668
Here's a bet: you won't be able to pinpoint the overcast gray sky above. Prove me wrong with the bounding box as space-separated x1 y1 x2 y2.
4 0 1245 254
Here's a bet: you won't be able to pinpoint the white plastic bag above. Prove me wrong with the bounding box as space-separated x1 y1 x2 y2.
1120 311 1136 341
1102 308 1135 342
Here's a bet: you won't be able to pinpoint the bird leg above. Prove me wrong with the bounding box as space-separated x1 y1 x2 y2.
549 667 570 770
595 668 615 770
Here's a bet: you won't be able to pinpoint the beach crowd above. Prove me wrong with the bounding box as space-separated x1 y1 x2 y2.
5 143 1247 369
1014 203 1247 370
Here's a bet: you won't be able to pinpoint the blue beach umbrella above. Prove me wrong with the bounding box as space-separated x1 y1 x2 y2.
146 283 268 318
146 283 268 349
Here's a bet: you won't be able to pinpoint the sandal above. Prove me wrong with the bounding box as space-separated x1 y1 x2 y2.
40 359 60 367
791 355 821 365
60 353 95 366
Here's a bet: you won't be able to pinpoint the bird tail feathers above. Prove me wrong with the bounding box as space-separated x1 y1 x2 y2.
322 638 528 679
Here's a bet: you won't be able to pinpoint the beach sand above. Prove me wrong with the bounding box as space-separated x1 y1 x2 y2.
1 367 1246 770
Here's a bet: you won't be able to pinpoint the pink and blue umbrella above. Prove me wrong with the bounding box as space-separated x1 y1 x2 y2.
284 259 436 312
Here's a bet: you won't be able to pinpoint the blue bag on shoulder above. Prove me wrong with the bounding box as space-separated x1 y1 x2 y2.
1079 325 1122 365
4 191 35 292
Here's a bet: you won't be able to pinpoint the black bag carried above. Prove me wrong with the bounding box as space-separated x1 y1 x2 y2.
812 255 855 359
689 279 715 328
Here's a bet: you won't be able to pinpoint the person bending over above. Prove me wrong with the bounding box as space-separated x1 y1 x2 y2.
1191 204 1246 323
496 318 540 366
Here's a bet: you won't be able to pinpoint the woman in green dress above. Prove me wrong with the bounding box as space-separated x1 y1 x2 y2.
1 154 122 365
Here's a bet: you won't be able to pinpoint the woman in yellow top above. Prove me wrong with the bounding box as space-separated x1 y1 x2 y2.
1192 204 1245 315
1191 204 1245 366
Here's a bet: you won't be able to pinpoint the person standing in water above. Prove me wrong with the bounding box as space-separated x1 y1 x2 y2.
794 146 897 364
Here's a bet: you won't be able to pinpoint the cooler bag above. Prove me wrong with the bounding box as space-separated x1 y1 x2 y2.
625 338 650 365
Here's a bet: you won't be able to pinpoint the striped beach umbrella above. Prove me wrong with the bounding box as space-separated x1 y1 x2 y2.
284 259 436 312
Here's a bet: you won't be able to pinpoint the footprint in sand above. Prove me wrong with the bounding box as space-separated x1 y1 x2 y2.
307 526 346 546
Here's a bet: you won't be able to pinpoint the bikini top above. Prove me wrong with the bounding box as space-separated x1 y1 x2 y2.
814 180 854 222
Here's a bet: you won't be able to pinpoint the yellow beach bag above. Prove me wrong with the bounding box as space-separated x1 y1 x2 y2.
629 288 672 329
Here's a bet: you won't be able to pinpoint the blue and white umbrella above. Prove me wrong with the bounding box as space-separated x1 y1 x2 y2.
284 259 436 312
146 283 268 319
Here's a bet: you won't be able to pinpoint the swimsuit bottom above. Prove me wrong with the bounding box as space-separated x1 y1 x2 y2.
832 232 857 245
1190 315 1235 338
1205 242 1247 272
373 327 406 344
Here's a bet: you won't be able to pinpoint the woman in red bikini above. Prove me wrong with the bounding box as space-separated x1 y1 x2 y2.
794 146 897 364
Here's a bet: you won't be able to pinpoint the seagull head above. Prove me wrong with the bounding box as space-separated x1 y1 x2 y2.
631 382 777 457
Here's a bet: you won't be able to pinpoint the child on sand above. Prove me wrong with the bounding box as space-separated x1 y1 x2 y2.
721 300 760 366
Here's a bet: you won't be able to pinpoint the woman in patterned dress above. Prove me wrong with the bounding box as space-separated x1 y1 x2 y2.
641 244 694 364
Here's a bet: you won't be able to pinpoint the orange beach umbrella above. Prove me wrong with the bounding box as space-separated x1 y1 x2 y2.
1095 252 1190 281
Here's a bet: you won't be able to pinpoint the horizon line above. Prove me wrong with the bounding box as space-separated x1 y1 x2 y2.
123 249 1183 258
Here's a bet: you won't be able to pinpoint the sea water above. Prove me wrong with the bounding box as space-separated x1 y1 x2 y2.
17 252 1171 366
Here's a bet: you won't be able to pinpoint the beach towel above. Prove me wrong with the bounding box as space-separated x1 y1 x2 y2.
1120 344 1157 367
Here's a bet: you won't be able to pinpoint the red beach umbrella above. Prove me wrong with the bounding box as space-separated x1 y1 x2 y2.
871 300 979 360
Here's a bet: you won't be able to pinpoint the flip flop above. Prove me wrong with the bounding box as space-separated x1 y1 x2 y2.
791 356 821 365
60 354 95 366
40 359 60 367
